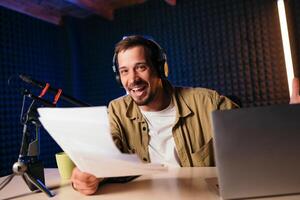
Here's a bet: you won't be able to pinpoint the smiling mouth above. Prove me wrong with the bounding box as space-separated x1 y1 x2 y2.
131 86 145 92
130 85 147 97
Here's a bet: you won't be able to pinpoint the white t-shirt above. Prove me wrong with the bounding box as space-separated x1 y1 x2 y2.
140 102 180 167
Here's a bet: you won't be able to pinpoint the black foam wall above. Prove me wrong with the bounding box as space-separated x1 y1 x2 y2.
0 6 71 176
70 0 289 107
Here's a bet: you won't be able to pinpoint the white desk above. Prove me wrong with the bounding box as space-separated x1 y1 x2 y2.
1 167 300 200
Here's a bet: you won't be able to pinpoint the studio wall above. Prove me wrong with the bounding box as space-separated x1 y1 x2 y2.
71 0 289 107
0 6 71 176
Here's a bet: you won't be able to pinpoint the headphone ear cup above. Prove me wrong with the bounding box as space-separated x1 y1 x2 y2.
158 61 166 78
112 64 123 87
163 62 169 78
115 73 121 86
112 54 123 87
159 51 168 79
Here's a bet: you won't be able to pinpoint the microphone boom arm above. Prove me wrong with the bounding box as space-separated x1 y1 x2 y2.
19 74 91 107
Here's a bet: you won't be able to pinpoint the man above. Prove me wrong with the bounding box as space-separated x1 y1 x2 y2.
71 35 300 195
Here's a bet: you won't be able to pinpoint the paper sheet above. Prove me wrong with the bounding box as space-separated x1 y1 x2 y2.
37 106 167 177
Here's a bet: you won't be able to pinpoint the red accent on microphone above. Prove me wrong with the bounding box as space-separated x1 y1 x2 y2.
38 83 50 98
53 89 63 105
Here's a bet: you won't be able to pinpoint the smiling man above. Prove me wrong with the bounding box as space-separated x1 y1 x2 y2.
117 45 170 111
71 35 238 195
107 35 239 169
70 35 300 195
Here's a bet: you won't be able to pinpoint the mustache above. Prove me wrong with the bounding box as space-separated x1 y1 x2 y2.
128 79 147 89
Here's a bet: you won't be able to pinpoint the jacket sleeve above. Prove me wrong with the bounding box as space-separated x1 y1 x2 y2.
107 101 124 152
217 94 240 110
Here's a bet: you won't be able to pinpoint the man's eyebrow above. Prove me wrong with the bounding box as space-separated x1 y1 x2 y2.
135 62 148 66
118 62 148 70
118 66 128 71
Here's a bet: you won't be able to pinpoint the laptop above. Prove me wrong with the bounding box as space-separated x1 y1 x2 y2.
211 104 300 199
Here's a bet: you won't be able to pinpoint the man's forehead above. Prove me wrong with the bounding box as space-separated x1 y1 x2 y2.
117 46 147 61
119 45 145 55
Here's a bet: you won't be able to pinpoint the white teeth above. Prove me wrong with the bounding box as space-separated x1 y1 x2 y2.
132 87 143 92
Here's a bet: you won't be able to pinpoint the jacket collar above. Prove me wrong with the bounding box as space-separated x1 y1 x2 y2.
125 81 192 122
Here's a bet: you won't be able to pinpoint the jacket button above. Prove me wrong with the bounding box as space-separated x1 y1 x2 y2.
143 157 148 162
142 127 146 131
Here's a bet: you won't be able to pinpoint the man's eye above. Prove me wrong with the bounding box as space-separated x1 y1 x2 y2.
119 69 128 75
136 65 147 71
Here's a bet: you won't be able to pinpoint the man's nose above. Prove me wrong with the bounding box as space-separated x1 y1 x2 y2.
128 69 140 84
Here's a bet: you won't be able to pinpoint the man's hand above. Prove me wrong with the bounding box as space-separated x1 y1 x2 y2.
71 167 102 195
290 77 300 104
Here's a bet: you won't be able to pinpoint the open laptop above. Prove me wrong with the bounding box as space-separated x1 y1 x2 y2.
211 104 300 199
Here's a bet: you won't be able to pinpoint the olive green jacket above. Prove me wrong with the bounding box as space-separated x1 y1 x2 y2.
108 85 238 167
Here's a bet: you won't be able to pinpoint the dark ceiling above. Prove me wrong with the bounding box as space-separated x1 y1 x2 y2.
0 0 176 25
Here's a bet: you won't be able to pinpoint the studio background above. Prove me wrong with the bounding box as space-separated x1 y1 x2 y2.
1 0 299 176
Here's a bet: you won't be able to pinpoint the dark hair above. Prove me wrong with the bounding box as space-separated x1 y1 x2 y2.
114 35 164 71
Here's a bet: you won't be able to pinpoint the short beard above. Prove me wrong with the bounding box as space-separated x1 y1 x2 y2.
133 91 155 106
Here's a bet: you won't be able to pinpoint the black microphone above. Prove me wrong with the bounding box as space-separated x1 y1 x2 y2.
19 74 91 107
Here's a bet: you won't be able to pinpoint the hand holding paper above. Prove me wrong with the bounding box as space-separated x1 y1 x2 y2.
38 106 167 178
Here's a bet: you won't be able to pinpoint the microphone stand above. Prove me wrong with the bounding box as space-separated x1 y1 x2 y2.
0 89 55 197
1 75 91 197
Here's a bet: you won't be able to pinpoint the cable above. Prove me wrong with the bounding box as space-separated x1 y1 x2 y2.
20 95 26 124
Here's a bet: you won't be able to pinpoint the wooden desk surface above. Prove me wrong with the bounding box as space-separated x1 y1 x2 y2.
1 167 218 200
1 167 300 200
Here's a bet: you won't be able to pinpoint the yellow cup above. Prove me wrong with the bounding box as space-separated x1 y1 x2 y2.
55 152 75 180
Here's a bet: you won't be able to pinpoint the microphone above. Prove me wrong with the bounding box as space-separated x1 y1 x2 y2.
19 74 91 107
